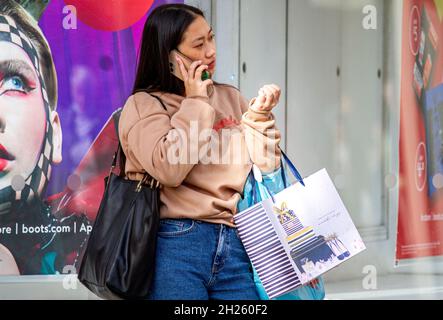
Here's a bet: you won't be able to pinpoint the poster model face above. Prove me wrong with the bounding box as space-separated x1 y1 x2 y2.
0 0 62 275
0 0 176 276
397 0 443 262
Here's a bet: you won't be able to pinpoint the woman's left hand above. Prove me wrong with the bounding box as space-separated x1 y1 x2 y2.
249 84 281 113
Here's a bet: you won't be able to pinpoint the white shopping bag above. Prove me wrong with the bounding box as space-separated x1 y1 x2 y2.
234 167 366 299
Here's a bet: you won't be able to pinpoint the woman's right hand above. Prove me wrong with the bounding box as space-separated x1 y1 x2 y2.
176 56 213 98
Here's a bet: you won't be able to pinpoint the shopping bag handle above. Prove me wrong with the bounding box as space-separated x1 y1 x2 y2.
280 150 305 187
250 170 271 204
249 150 305 204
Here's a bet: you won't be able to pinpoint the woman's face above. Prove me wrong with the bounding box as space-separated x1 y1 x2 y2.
0 40 57 190
177 15 217 74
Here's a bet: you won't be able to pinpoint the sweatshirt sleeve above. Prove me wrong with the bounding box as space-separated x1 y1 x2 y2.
240 94 282 174
120 93 216 187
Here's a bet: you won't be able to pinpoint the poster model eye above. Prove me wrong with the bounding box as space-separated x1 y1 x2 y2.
1 76 32 93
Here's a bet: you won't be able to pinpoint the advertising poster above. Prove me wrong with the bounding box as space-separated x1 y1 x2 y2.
397 0 443 262
0 0 180 275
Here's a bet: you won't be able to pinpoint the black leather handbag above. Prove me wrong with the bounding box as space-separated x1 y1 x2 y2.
78 105 162 300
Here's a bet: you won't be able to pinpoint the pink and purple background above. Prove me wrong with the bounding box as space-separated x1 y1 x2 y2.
38 0 182 195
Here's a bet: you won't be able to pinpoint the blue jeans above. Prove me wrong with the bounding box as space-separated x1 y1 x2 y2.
147 218 259 300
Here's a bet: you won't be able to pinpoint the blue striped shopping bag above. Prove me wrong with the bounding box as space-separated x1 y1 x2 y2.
236 151 325 300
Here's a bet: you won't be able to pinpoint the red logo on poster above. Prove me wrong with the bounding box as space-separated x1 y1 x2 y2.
64 0 154 31
409 5 421 56
415 142 427 191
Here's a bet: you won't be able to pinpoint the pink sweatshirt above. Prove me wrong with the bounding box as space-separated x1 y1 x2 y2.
118 83 281 227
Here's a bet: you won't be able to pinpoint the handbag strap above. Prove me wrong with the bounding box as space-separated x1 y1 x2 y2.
115 91 166 176
150 94 167 111
109 93 167 188
111 108 126 178
132 89 168 111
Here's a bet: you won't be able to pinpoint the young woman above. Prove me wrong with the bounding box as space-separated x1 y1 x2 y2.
119 3 282 300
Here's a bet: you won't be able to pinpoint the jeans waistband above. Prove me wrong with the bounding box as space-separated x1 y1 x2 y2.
160 218 234 229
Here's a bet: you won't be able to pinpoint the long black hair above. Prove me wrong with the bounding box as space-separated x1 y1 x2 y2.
133 4 205 96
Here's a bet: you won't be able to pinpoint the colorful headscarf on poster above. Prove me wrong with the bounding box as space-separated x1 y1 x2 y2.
0 0 181 276
397 0 443 262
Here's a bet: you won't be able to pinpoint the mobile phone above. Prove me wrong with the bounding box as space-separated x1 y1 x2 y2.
169 49 211 81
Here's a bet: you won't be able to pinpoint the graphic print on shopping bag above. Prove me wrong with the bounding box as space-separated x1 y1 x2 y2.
272 201 350 280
